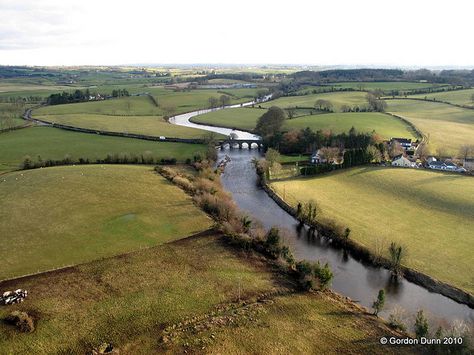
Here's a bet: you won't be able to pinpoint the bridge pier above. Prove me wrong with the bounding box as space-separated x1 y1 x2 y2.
219 139 263 150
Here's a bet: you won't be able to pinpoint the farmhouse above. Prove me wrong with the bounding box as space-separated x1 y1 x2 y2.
311 150 326 164
391 155 415 168
427 160 464 172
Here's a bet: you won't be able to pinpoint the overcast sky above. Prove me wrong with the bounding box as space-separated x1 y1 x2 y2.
1 0 473 67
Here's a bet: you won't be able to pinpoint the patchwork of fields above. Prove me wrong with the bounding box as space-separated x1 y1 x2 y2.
270 167 474 294
0 165 212 279
194 107 418 139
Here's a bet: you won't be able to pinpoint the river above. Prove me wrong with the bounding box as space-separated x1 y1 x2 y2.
170 103 474 327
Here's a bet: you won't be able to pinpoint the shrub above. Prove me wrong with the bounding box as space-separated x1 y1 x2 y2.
172 176 194 193
414 310 429 338
5 311 35 333
313 262 334 290
387 307 407 332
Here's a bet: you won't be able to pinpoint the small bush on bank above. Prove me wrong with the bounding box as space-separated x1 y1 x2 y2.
5 311 35 333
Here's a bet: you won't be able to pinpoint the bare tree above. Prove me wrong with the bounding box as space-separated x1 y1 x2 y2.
389 141 404 158
161 104 176 118
219 94 231 107
286 107 296 119
208 96 219 109
459 144 474 160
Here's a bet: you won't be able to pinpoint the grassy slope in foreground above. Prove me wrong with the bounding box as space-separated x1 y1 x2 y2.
270 167 474 294
0 127 206 172
0 165 212 279
386 99 474 155
411 88 474 108
0 235 407 354
262 91 368 111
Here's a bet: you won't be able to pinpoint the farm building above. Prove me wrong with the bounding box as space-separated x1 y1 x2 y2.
391 155 415 168
428 160 464 172
390 137 413 149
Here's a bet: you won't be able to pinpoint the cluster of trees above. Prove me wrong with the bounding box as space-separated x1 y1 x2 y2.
208 94 232 108
278 126 379 154
314 99 334 112
366 92 387 112
0 101 25 130
111 89 130 97
47 89 100 105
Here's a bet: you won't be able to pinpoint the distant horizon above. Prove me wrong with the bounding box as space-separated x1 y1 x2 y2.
1 63 474 71
2 0 473 68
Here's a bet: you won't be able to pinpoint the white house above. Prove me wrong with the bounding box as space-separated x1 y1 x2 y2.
391 155 415 168
310 150 327 164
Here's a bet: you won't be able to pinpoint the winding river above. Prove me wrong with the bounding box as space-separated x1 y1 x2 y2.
171 103 474 327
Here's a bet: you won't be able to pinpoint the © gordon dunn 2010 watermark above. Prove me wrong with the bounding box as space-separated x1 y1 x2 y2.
380 336 464 346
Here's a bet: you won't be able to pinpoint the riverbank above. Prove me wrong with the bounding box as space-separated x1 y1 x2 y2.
259 168 474 308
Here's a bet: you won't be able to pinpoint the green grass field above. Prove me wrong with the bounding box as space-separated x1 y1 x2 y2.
285 112 418 139
0 127 207 172
191 107 266 131
271 167 474 294
33 113 217 139
0 234 407 354
35 96 161 116
0 165 212 280
262 91 369 111
386 99 474 155
411 88 474 108
328 81 443 92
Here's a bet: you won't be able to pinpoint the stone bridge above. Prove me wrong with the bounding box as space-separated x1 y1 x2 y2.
219 139 263 150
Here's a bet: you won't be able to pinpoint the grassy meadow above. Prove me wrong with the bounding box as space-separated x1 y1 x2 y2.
285 112 417 139
191 107 266 131
262 91 369 111
35 96 161 116
328 81 443 92
411 88 474 107
0 165 212 279
0 234 409 354
270 167 474 294
0 127 207 172
33 113 217 139
386 99 474 155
